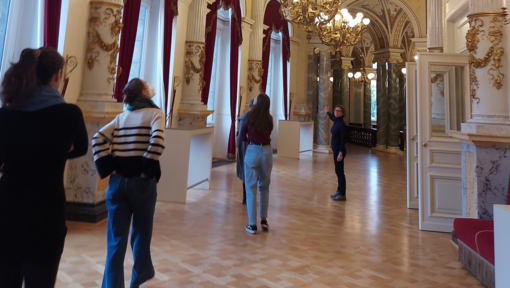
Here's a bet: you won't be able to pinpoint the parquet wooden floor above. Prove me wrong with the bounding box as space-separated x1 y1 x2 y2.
56 145 483 287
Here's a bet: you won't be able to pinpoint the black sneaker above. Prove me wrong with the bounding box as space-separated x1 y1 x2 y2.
261 220 269 230
332 194 346 201
245 225 257 234
330 191 341 198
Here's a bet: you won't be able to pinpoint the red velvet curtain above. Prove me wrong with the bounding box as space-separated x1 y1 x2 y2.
113 0 142 102
261 0 290 120
163 0 178 116
225 0 243 158
201 1 219 105
44 0 62 49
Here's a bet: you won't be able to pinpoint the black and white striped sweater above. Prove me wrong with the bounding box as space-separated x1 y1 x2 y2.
92 108 165 181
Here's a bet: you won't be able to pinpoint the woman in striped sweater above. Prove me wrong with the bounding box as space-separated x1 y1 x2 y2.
92 78 165 288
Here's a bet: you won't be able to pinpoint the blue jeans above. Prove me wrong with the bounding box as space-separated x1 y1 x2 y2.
102 174 157 288
244 144 273 226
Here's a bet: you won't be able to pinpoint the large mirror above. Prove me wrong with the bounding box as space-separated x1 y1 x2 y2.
430 65 467 137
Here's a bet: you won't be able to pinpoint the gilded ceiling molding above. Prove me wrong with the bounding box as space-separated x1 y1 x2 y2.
466 15 505 103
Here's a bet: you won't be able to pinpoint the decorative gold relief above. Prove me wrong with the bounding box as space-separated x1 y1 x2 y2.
184 43 206 94
86 4 123 84
466 16 505 103
247 61 263 93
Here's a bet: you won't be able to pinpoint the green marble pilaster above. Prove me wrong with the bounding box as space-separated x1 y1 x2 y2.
340 69 350 125
387 63 400 148
332 69 341 107
376 62 388 148
399 74 406 131
317 50 331 147
339 57 353 126
364 80 372 128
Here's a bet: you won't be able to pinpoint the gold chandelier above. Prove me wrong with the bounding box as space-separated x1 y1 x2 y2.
319 8 370 59
348 68 375 84
280 0 342 42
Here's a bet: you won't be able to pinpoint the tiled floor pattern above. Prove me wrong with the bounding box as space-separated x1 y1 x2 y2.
56 145 483 287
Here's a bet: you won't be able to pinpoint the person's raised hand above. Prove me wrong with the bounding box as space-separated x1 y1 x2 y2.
324 105 329 113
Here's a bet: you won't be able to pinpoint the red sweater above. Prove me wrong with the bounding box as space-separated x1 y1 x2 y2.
240 115 273 145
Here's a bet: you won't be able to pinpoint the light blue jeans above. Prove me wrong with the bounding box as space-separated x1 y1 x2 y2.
244 143 273 226
102 174 157 288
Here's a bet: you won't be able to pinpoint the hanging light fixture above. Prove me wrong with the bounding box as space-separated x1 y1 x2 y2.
280 0 342 42
319 8 370 59
348 68 374 83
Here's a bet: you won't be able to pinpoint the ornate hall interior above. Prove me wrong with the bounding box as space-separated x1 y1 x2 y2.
0 0 509 287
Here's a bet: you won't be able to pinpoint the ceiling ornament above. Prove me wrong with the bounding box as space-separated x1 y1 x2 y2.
318 7 371 59
280 0 342 42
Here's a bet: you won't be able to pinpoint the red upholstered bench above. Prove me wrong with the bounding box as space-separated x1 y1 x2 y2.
453 179 510 288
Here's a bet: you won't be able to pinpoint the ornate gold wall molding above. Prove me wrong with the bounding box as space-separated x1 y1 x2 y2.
247 60 263 93
466 16 505 103
86 4 123 84
431 74 444 97
184 43 206 94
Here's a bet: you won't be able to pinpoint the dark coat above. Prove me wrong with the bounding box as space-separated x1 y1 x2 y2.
236 111 248 181
0 103 88 257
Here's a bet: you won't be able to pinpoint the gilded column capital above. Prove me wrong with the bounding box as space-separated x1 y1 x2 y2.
372 48 405 64
340 57 354 70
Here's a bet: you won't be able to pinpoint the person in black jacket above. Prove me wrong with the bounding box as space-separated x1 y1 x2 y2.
0 47 88 287
325 105 348 201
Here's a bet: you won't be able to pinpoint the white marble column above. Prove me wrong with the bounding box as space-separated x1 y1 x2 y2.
427 0 444 52
452 0 510 220
68 0 124 222
245 0 264 112
467 2 509 125
178 0 213 127
168 0 192 127
238 18 254 115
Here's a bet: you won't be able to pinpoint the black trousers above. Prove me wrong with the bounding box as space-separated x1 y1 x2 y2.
0 228 65 288
0 248 63 288
332 148 346 195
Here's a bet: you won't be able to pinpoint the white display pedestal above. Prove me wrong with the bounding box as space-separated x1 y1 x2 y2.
158 127 214 203
494 205 510 287
277 121 314 159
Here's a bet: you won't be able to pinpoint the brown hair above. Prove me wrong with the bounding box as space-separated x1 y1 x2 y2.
245 93 273 134
123 78 146 104
1 47 64 110
335 105 345 118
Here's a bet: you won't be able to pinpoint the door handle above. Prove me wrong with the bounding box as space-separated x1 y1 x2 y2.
410 136 415 141
423 143 427 147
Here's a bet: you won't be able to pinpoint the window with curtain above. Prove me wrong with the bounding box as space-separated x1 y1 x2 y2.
0 0 10 70
371 79 377 120
207 35 220 123
128 4 149 81
266 52 273 98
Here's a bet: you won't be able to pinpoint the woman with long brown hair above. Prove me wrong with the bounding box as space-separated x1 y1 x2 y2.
92 78 165 288
0 47 88 287
240 93 273 234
